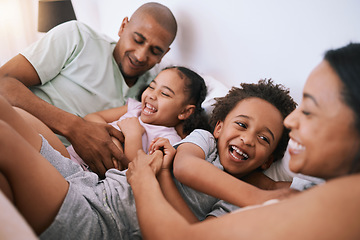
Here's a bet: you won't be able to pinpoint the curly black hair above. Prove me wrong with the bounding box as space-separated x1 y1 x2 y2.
210 79 297 162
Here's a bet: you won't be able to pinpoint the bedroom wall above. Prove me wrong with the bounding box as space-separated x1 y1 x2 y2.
72 0 360 104
2 0 360 104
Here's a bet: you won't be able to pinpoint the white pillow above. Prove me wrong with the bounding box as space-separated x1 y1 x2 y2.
201 75 229 116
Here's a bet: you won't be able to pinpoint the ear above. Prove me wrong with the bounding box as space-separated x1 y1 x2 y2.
178 105 195 120
118 17 129 37
213 120 223 139
260 155 274 170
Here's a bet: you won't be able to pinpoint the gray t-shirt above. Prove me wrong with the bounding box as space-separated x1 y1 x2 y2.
173 129 240 219
38 130 236 240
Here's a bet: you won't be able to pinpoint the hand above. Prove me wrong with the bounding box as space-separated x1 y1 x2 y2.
110 136 127 170
127 150 164 185
117 117 145 138
68 119 127 178
149 137 176 170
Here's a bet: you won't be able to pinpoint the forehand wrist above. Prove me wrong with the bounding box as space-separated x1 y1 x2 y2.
62 114 84 138
129 170 158 192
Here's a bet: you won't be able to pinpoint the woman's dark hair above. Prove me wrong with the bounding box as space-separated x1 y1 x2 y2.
324 43 360 173
164 66 211 134
210 79 297 162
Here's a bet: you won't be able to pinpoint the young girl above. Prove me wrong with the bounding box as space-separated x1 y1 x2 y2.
0 79 295 239
67 66 210 170
145 79 297 222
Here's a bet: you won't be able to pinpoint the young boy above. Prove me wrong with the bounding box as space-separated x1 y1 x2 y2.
148 79 297 222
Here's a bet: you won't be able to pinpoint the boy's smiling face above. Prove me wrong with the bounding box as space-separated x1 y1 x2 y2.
213 97 284 178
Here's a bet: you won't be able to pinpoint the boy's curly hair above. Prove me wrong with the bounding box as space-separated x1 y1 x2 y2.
210 79 297 162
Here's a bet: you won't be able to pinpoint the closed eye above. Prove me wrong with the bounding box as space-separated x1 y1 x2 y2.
151 47 163 56
302 110 311 116
161 92 170 97
134 32 145 44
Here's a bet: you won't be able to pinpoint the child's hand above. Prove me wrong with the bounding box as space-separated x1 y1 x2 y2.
117 117 145 138
149 137 176 170
127 150 164 185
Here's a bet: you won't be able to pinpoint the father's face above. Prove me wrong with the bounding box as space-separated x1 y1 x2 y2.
114 15 173 83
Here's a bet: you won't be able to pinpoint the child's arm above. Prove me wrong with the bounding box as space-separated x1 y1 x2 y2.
242 171 291 190
117 117 145 163
174 143 293 208
84 105 128 124
149 138 199 223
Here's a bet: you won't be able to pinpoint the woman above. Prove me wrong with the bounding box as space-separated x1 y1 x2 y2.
126 43 360 239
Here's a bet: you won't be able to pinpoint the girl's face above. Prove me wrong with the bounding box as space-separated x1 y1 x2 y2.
284 60 360 180
140 69 194 126
213 97 284 178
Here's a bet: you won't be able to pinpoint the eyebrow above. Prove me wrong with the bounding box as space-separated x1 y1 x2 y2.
134 32 165 54
236 115 275 141
152 80 175 95
303 93 319 106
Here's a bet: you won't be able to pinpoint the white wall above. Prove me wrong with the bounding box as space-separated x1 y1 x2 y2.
72 0 360 104
3 0 360 104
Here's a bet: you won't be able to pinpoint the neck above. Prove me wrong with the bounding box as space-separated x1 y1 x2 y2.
175 123 186 139
124 77 138 87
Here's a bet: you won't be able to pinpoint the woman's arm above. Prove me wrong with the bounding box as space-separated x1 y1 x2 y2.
150 137 198 223
174 143 292 207
128 152 360 240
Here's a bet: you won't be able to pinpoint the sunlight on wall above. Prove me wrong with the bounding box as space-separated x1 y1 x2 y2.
0 0 40 65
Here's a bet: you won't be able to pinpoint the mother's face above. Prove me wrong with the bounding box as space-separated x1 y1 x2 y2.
284 60 360 180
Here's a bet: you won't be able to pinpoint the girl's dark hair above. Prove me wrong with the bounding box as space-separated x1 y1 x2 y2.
164 66 211 134
324 43 360 173
210 79 297 162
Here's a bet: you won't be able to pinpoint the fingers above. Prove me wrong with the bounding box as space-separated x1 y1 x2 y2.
149 137 170 154
148 150 164 174
112 157 119 170
108 125 125 143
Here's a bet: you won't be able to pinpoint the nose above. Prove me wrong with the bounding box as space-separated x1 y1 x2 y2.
147 89 158 100
134 46 148 63
284 108 298 130
240 133 255 147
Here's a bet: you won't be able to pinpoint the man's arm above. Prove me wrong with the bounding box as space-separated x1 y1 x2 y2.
0 54 125 177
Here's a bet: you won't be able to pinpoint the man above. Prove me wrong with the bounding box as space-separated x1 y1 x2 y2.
0 2 177 177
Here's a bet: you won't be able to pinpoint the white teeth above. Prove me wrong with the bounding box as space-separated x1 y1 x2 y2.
288 138 305 151
230 146 249 160
143 103 157 115
145 103 156 111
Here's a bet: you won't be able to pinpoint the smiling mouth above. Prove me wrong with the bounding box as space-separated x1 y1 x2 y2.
128 56 146 68
142 103 157 115
229 145 249 161
288 138 306 154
